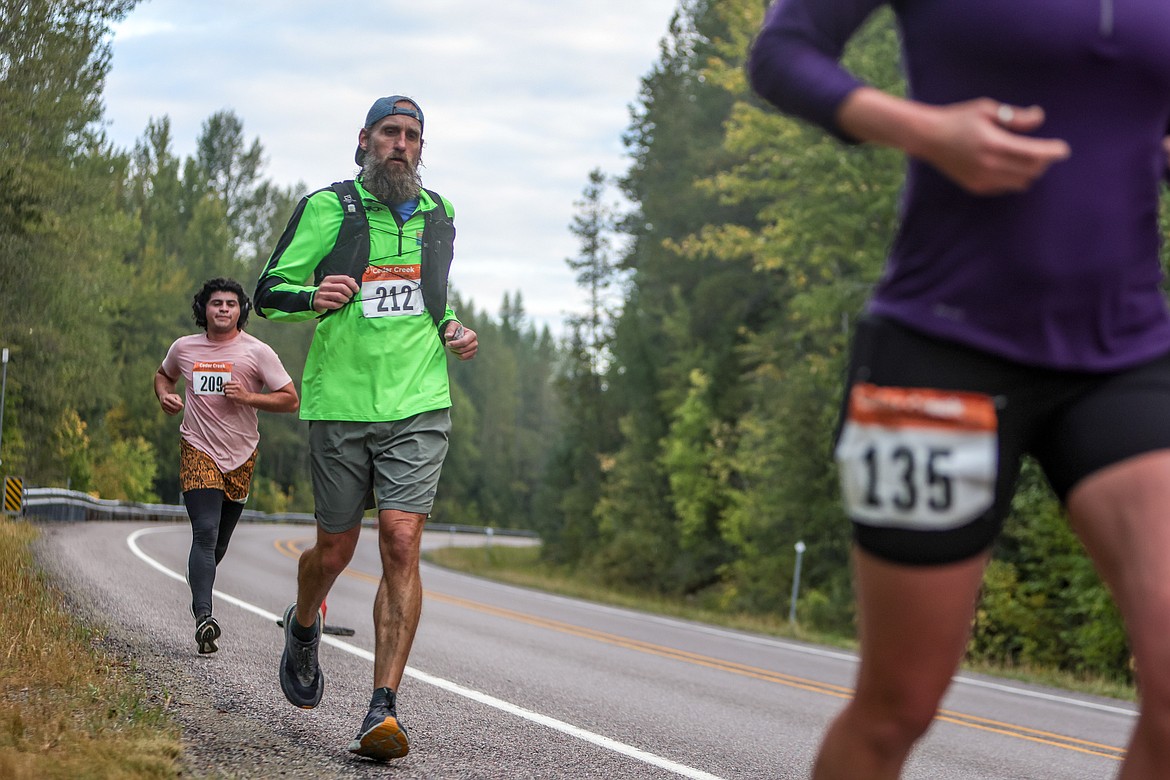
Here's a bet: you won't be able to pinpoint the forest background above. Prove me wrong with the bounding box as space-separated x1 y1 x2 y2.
4 0 1167 685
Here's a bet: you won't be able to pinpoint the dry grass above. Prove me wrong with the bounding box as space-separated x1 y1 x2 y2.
0 518 181 780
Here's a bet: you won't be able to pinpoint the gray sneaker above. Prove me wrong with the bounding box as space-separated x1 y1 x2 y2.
195 615 220 655
348 688 409 760
279 603 323 709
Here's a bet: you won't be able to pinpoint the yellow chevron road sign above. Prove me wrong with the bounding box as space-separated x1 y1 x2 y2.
3 476 23 514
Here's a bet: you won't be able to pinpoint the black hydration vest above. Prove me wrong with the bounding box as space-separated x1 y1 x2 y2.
313 180 455 327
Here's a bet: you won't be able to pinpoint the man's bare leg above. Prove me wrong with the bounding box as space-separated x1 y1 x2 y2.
295 523 361 628
372 509 426 689
347 509 425 760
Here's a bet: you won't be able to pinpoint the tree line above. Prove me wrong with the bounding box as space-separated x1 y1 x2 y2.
4 0 1163 682
0 0 563 527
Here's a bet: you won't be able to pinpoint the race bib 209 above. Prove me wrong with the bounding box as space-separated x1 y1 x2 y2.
192 361 232 395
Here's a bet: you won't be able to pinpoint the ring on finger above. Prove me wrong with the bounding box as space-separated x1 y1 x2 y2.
996 104 1015 124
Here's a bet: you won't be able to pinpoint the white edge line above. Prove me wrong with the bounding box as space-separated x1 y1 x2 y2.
949 676 1137 717
126 526 728 780
404 667 726 780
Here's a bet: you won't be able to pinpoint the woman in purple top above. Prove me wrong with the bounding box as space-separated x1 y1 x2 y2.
749 1 1170 777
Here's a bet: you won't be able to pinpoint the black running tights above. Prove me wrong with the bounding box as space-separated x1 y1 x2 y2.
185 488 244 620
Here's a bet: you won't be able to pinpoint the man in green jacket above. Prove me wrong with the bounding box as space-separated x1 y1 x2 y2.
254 94 478 762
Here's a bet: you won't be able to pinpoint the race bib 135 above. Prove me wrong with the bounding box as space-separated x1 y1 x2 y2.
835 383 998 530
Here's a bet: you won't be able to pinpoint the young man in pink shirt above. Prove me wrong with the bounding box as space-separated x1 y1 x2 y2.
155 278 299 654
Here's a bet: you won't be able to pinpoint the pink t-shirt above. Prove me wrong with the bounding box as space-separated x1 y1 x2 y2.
160 331 293 472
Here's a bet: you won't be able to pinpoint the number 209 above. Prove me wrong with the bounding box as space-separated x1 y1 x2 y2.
199 375 224 393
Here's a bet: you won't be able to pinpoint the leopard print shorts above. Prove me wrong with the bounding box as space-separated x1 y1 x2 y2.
179 439 256 502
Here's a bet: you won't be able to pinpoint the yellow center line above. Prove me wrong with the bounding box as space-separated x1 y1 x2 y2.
935 709 1125 759
273 536 1126 762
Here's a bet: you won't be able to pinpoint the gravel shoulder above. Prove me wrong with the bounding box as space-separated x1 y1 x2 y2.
33 524 406 779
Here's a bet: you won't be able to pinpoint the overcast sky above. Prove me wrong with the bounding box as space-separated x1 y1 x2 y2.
102 0 682 335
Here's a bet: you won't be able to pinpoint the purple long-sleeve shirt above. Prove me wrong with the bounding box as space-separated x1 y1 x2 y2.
749 0 1170 371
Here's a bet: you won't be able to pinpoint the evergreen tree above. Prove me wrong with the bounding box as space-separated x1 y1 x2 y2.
538 170 625 563
585 0 765 596
438 292 563 532
0 0 139 482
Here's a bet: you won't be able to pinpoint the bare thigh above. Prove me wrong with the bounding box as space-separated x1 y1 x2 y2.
1067 450 1170 687
850 549 989 726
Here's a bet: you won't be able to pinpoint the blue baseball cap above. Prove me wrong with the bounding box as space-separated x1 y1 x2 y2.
355 95 424 164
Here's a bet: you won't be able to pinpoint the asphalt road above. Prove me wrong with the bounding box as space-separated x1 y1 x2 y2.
34 520 1135 779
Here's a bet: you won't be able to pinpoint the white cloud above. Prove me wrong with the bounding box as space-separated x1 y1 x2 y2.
106 16 175 39
102 0 679 334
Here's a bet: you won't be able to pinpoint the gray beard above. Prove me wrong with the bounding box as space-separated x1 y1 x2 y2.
361 152 423 204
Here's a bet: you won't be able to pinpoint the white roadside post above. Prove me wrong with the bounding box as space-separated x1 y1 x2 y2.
0 348 8 469
789 540 807 624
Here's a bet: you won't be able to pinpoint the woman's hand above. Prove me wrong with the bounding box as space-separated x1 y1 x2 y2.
917 99 1072 195
838 89 1071 196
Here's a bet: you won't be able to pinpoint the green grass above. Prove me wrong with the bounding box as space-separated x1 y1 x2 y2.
424 543 1137 703
426 544 851 644
0 518 181 780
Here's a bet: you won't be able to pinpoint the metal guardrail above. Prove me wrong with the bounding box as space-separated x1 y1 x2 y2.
23 486 313 524
20 487 539 539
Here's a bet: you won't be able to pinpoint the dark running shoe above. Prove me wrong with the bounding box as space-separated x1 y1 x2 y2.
279 603 323 709
195 615 221 655
348 689 409 761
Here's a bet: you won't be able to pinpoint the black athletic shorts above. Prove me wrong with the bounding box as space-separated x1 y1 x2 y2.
833 314 1170 565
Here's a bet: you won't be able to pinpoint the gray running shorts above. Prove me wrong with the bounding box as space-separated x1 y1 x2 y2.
308 409 451 533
